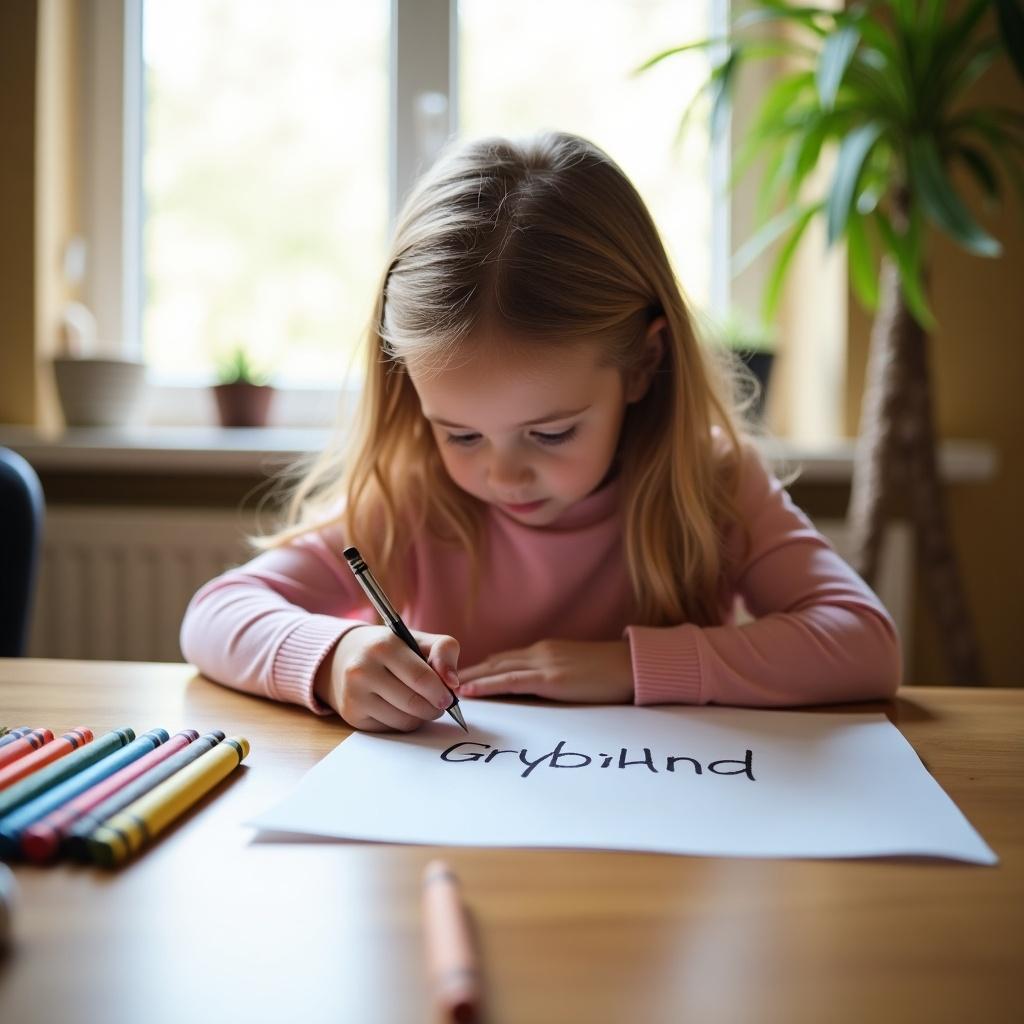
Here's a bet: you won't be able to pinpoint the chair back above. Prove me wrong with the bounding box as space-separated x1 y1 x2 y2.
0 448 44 656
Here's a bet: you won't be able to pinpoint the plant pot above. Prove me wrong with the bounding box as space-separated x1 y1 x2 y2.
735 349 775 421
52 357 147 427
212 382 275 427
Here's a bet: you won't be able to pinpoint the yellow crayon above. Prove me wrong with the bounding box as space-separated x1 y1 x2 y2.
87 737 249 867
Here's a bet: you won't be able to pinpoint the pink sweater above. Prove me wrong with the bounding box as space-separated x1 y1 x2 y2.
180 444 901 713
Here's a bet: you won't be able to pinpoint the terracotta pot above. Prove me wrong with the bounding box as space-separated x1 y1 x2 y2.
212 382 275 427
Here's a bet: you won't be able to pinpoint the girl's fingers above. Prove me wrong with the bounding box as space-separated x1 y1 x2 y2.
358 715 395 733
380 643 455 712
460 654 524 683
364 692 434 733
460 670 544 698
414 631 462 691
374 667 448 720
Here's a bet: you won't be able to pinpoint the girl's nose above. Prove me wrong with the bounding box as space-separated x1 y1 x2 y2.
488 450 533 489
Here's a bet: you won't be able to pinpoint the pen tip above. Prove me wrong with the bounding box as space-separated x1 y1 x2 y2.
448 704 469 732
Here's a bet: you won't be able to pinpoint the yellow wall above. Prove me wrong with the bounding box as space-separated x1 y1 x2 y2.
0 1 82 427
0 3 38 423
846 49 1024 685
35 0 85 429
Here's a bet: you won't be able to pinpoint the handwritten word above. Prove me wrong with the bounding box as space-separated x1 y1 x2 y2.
440 740 755 780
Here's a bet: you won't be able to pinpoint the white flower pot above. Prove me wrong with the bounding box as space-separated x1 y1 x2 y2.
52 357 147 427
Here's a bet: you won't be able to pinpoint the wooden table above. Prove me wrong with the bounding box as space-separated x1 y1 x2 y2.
0 660 1021 1024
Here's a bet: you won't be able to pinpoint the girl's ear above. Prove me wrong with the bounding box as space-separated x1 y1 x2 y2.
625 316 668 403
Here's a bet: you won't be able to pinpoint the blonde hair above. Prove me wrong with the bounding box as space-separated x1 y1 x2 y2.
268 132 750 627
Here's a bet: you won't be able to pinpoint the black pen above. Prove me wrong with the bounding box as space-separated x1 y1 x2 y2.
342 546 468 732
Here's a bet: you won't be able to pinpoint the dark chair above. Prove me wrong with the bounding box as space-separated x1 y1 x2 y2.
0 448 44 656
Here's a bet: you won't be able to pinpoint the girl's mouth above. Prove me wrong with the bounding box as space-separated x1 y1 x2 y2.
499 499 548 515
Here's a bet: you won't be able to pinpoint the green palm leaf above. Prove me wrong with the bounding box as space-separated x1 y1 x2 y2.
817 23 860 110
760 203 825 320
908 137 1002 256
827 122 884 246
873 211 936 330
640 0 1020 329
846 210 878 311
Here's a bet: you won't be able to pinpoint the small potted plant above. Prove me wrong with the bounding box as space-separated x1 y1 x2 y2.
710 309 777 423
212 346 275 428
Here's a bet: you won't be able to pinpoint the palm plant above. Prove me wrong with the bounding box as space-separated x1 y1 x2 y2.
643 0 1024 683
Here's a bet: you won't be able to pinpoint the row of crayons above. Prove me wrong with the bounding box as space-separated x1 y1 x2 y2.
0 724 249 866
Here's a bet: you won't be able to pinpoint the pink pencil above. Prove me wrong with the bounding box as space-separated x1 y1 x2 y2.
20 729 200 863
0 728 92 792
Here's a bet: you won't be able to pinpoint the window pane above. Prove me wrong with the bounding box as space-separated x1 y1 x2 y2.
458 0 713 310
143 0 389 385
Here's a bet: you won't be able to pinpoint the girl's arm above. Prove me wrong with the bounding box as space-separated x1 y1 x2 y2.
179 526 376 713
627 445 902 707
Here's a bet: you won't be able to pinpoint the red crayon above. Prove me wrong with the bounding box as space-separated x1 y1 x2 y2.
0 728 93 792
21 729 199 863
0 729 54 771
0 727 33 751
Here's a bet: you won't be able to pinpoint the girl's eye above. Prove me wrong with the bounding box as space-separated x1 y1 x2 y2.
445 432 481 447
532 425 578 446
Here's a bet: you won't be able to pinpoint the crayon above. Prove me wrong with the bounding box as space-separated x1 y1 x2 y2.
0 727 7 739
0 729 54 771
63 730 224 862
0 728 93 793
0 728 135 821
422 860 483 1024
0 729 167 859
0 728 32 751
21 729 198 863
0 863 15 950
87 736 249 867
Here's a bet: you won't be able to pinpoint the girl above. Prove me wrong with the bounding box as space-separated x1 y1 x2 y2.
180 132 900 732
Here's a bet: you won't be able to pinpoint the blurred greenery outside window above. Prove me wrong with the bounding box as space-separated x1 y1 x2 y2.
142 0 716 390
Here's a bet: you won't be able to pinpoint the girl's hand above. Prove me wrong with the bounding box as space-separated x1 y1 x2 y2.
458 640 635 704
315 625 461 732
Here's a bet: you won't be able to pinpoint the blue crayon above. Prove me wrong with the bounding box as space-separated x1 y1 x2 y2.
0 729 167 859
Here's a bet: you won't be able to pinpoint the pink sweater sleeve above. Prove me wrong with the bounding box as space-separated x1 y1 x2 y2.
179 526 372 714
627 445 902 707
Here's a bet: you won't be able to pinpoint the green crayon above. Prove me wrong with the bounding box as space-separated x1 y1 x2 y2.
0 728 135 819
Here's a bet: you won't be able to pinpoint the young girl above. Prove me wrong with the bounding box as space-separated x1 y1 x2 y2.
180 131 900 732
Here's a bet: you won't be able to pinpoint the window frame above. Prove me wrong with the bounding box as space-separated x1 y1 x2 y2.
84 0 740 429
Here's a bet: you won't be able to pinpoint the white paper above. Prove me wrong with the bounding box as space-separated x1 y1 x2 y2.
249 701 997 864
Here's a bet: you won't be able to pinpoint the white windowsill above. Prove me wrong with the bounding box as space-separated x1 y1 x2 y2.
0 424 1000 484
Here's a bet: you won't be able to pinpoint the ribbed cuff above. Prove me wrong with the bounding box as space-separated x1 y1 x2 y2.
625 624 704 705
272 615 357 715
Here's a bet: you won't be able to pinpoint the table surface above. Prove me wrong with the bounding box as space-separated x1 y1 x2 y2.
0 660 1021 1024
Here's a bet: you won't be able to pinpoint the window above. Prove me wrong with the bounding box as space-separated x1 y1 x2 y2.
143 0 389 386
84 0 726 423
459 0 717 312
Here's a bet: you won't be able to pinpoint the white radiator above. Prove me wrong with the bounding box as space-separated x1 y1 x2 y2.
28 507 257 662
26 508 912 669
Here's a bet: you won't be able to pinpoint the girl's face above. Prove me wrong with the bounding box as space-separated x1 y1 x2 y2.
409 327 659 526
